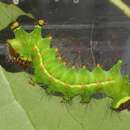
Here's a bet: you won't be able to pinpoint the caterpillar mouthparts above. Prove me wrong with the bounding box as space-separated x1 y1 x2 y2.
6 44 31 68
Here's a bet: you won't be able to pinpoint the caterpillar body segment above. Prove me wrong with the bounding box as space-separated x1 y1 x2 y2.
7 21 130 110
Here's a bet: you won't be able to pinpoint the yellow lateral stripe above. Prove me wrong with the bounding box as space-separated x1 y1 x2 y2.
115 96 130 108
35 46 115 88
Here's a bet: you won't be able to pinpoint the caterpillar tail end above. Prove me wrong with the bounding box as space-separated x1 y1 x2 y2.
111 96 130 111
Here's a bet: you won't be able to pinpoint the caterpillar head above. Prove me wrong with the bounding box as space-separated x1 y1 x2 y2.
7 19 52 64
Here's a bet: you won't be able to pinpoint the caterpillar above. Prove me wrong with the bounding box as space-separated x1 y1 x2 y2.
7 19 130 111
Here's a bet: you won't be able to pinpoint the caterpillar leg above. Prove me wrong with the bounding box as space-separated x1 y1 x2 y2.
62 87 81 103
46 87 74 104
28 76 36 86
80 88 96 103
61 95 73 104
46 87 55 95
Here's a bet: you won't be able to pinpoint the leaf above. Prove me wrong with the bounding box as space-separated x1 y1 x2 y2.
0 66 34 130
1 65 130 130
0 2 33 31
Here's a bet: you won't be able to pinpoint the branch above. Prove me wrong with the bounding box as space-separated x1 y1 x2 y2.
110 0 130 18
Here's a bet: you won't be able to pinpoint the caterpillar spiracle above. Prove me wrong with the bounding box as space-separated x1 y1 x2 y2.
7 20 130 111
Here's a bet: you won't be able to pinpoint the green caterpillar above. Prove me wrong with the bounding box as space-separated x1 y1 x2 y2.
7 20 130 111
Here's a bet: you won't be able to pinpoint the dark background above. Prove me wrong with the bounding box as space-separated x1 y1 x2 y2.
0 0 130 75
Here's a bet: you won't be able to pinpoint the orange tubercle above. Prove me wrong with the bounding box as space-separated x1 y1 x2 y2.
32 47 36 51
97 64 101 67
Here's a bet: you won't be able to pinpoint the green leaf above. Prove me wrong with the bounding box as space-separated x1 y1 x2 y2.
1 65 130 130
0 2 33 31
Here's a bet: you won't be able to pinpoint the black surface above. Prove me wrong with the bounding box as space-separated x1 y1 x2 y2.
0 0 130 76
